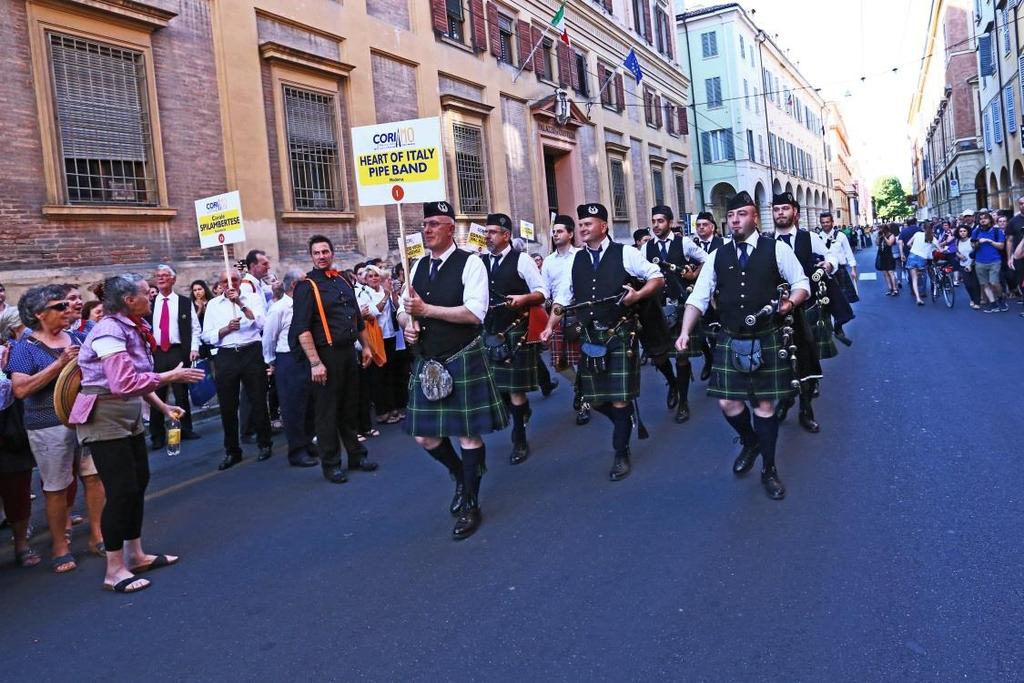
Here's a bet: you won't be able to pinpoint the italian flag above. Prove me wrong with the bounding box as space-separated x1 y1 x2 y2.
551 2 570 45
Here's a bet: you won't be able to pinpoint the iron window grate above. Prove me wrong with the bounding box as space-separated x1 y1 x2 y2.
48 32 157 205
453 122 488 214
610 158 628 220
284 86 343 211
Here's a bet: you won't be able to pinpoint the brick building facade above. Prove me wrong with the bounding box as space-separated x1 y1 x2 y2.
0 0 690 295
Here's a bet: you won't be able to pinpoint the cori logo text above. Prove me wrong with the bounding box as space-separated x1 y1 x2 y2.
372 127 416 148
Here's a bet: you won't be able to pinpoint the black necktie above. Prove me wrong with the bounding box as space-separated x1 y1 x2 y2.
589 247 602 271
738 242 749 269
491 254 501 271
659 240 669 260
701 241 709 252
428 258 441 282
780 234 792 247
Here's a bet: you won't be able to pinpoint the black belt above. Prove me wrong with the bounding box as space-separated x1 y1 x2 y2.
217 342 261 353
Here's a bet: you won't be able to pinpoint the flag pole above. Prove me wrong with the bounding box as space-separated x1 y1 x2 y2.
512 24 552 84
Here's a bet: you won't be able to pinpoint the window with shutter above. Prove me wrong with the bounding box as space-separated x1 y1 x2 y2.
654 94 662 129
284 86 343 211
615 73 625 113
758 135 764 164
739 35 745 59
701 31 717 58
431 0 450 34
1006 85 1017 135
994 100 1004 143
609 157 629 219
487 2 501 58
701 131 712 164
978 34 993 76
746 130 754 161
1018 53 1024 119
497 14 515 65
705 77 722 108
557 41 572 87
651 166 664 207
453 122 489 214
674 172 686 215
516 19 532 70
598 63 611 106
446 0 465 42
573 51 588 95
48 32 157 205
679 106 688 135
470 0 487 51
642 0 652 44
743 80 749 109
1003 9 1011 54
666 101 675 135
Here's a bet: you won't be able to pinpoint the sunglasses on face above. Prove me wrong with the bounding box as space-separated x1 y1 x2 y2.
44 301 70 312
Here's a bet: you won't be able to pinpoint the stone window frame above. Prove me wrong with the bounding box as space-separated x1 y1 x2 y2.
607 151 630 221
440 96 494 220
671 165 688 217
261 43 356 222
25 0 176 221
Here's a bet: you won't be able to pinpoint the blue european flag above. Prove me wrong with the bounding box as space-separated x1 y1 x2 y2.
623 49 643 83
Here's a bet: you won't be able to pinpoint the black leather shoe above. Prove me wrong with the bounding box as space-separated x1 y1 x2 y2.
666 384 679 409
510 439 530 465
834 331 853 347
452 500 481 540
761 466 786 500
798 409 820 434
218 453 242 471
150 439 165 452
257 446 273 461
699 362 712 382
181 431 201 441
322 465 348 483
288 454 319 467
774 397 794 422
674 402 690 423
732 440 759 475
449 481 465 516
609 452 631 481
575 408 590 425
349 458 379 472
541 379 559 397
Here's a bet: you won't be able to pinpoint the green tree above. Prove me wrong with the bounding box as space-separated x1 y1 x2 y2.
871 176 913 220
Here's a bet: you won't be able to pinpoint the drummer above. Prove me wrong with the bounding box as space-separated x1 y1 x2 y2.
768 192 836 433
480 213 548 464
642 205 706 423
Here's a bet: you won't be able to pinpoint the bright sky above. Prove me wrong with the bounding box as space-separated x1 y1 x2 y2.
695 0 934 190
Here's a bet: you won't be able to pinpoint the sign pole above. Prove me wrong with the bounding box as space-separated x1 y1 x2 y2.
222 243 238 315
395 199 411 296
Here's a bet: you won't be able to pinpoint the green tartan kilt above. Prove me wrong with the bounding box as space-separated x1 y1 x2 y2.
489 326 540 394
577 325 641 405
804 300 838 360
707 326 798 402
406 339 509 438
667 318 703 359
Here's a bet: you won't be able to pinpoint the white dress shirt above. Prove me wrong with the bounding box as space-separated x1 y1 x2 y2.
152 291 201 353
201 291 265 348
400 242 489 324
483 246 549 298
771 227 838 273
688 230 811 314
241 273 271 312
543 246 579 304
552 236 664 306
694 236 719 254
821 229 856 268
262 295 293 364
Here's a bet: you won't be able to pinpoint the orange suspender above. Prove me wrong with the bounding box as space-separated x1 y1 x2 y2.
306 279 334 346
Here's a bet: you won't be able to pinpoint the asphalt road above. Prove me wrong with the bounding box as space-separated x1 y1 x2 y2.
1 249 1022 681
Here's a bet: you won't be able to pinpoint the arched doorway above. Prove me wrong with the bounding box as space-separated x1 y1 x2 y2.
989 172 999 209
754 181 768 227
772 178 783 196
709 182 737 225
1013 161 1024 201
1000 167 1011 208
976 169 988 210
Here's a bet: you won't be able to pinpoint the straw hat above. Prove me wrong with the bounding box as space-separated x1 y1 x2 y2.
53 358 82 428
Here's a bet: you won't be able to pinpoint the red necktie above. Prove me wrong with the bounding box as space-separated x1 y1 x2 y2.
159 297 171 352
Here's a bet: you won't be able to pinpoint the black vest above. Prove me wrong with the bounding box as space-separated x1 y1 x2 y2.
571 241 629 325
645 236 687 300
484 250 528 331
776 230 814 276
412 249 481 358
695 235 724 254
714 234 782 332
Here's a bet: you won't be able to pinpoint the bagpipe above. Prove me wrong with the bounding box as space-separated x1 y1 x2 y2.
484 290 550 364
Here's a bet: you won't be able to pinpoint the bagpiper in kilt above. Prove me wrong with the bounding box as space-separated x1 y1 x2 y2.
481 213 549 465
693 212 725 382
770 192 843 434
399 201 507 541
542 214 590 426
676 190 811 501
819 212 858 346
542 202 664 482
645 204 707 423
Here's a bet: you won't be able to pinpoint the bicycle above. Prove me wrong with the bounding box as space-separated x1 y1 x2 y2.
929 251 956 308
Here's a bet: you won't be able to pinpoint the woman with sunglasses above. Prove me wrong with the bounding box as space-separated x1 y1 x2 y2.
9 286 106 573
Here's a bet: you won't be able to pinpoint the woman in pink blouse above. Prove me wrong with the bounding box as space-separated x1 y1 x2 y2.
71 274 204 594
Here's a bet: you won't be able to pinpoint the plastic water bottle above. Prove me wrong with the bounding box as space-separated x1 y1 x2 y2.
167 418 181 457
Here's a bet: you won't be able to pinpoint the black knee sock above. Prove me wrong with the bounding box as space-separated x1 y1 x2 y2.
724 406 757 444
611 405 633 455
752 414 779 470
655 359 676 386
798 387 813 413
510 402 529 440
426 438 463 481
675 360 691 403
460 445 486 500
593 402 613 419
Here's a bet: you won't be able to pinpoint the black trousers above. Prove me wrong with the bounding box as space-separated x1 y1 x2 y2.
371 336 410 415
150 345 193 442
89 432 149 552
312 344 366 467
357 363 374 432
275 350 315 459
213 344 271 455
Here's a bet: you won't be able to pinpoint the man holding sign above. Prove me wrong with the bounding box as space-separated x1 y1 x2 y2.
481 213 548 465
399 201 507 541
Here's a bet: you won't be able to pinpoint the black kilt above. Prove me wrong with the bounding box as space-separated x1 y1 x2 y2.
835 266 860 303
548 320 581 370
804 300 837 360
406 339 509 438
824 277 855 326
489 326 539 394
708 326 798 402
577 325 641 405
